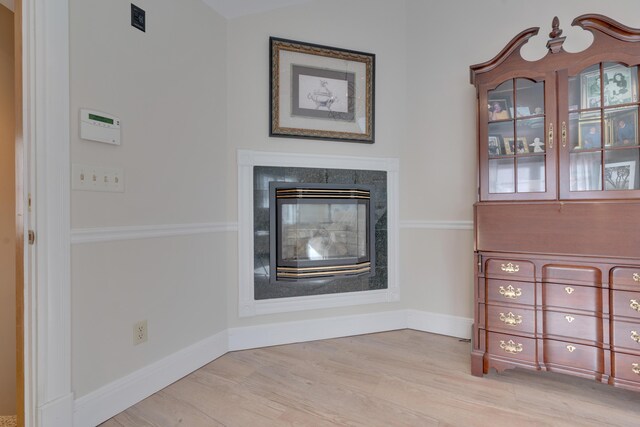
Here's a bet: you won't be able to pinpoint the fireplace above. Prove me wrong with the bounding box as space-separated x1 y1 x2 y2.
269 183 375 283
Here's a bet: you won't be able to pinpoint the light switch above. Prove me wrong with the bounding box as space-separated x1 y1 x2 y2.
72 163 124 192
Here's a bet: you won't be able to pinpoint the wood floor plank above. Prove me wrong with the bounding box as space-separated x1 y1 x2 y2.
100 330 638 426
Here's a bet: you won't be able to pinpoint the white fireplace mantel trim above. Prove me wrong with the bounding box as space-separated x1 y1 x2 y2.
237 149 400 317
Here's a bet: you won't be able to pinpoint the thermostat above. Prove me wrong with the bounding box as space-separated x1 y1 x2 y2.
80 109 121 145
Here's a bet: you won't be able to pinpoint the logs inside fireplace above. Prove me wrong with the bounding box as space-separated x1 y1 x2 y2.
269 183 375 283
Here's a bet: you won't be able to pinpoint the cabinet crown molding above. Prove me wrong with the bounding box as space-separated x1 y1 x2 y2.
471 14 640 85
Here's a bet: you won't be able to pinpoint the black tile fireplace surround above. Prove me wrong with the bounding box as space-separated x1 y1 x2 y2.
254 166 387 300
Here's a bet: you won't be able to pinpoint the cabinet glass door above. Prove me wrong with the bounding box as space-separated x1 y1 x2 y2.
562 63 640 198
481 77 555 200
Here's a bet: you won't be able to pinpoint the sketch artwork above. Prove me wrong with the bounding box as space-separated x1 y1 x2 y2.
307 80 337 110
605 164 632 190
298 75 349 114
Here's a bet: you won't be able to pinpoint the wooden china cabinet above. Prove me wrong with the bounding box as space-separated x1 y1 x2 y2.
470 15 640 391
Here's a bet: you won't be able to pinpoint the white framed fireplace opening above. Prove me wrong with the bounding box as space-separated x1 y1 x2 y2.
237 150 400 317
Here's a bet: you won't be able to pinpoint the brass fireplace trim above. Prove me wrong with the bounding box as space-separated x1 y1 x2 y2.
276 188 370 199
277 262 371 278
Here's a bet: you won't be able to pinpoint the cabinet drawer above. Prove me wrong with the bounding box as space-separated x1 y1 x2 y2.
611 290 640 320
612 320 640 354
485 259 534 280
543 311 601 343
542 265 601 286
544 340 603 373
486 279 535 306
611 267 640 290
486 305 535 335
613 352 640 383
487 332 536 362
543 283 600 312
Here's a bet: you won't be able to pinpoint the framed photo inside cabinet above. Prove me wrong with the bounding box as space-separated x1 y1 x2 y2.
605 108 638 147
577 120 602 149
488 135 502 156
488 98 511 121
270 37 375 143
503 137 528 154
581 64 639 109
603 160 636 190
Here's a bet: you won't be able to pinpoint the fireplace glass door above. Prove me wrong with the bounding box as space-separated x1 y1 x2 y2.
270 184 374 282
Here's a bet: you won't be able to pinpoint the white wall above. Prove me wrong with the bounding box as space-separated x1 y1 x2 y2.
0 3 16 415
401 0 640 319
69 0 229 397
225 0 640 327
226 0 408 327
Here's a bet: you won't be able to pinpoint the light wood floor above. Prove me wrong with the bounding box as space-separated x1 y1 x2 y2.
101 330 637 426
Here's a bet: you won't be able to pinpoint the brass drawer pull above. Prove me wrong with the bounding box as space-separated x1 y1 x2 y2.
566 345 576 352
630 299 640 312
632 331 640 344
499 340 523 354
548 122 554 149
565 287 575 295
634 273 640 282
633 363 640 375
499 312 523 326
500 263 520 273
565 315 575 323
499 285 522 299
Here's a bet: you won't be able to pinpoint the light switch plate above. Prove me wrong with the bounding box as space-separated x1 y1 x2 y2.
72 163 124 192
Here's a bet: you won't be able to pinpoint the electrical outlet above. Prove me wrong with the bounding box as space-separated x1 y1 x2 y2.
133 320 148 345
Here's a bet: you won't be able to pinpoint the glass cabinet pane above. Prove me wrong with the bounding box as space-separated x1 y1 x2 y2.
566 63 640 197
515 79 544 117
488 80 514 122
569 111 602 150
570 151 601 191
573 64 601 109
517 156 545 192
604 106 638 147
516 118 545 153
604 149 640 190
603 63 638 107
485 78 548 197
489 158 515 193
568 75 581 111
488 121 514 156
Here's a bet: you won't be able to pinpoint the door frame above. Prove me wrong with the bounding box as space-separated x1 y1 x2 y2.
20 0 73 425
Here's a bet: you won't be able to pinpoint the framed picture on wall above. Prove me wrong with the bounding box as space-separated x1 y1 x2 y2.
270 37 375 143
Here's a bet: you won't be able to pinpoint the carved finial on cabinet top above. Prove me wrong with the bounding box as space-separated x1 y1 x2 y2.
547 16 566 53
549 16 563 39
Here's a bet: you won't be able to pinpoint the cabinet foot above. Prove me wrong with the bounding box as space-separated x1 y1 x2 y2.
471 351 484 376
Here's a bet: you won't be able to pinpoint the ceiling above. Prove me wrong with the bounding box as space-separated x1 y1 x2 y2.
0 0 14 12
202 0 313 19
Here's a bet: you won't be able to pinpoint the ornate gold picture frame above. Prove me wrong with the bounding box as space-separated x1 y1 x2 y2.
270 37 375 143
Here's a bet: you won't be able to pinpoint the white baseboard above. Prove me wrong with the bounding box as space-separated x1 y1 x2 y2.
39 392 74 427
406 309 473 339
73 330 228 427
228 310 408 351
72 309 472 426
